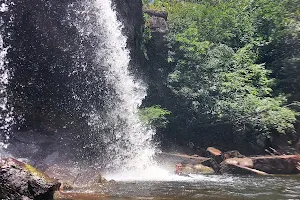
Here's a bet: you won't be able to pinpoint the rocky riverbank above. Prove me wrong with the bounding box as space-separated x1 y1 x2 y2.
173 147 300 175
0 158 60 200
1 147 300 199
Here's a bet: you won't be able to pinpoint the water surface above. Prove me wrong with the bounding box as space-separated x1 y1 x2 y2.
56 174 300 200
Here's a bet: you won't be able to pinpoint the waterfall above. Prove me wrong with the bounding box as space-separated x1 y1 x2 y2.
74 0 157 173
0 1 13 153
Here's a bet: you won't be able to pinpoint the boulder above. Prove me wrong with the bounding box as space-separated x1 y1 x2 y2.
219 157 254 174
201 158 220 173
222 150 245 159
251 155 300 174
60 182 74 191
220 155 300 175
143 9 168 20
206 147 223 164
0 158 60 200
205 147 224 172
181 163 214 174
222 157 253 168
193 164 215 174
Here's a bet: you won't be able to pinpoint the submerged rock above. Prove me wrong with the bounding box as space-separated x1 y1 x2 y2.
0 158 60 200
96 174 108 183
181 163 214 174
60 182 74 191
193 164 215 174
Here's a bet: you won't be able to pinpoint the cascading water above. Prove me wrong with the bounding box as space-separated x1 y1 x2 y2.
0 1 13 155
73 0 158 175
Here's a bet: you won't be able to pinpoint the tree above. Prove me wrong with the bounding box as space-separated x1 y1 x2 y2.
143 0 298 152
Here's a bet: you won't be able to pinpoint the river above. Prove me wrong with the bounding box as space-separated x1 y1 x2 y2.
56 174 300 200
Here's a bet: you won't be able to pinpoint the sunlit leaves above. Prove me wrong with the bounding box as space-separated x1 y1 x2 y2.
139 105 171 128
163 0 297 140
142 0 299 148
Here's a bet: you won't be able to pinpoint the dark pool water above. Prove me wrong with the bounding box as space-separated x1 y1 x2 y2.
57 175 300 200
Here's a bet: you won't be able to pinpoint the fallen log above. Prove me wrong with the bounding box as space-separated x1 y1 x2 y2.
207 147 222 156
219 159 269 175
231 164 269 175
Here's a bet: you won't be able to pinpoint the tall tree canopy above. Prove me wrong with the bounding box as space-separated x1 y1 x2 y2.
143 0 300 153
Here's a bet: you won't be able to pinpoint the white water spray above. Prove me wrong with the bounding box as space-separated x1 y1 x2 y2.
75 0 157 175
0 1 13 154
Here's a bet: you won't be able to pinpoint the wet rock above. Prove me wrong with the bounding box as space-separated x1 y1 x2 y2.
60 182 74 191
193 164 215 174
219 157 254 174
95 174 117 186
251 155 300 174
205 147 223 172
44 164 80 184
0 158 60 200
96 174 109 184
222 157 253 168
220 155 300 175
144 9 168 20
146 9 168 51
181 163 214 174
113 0 144 69
142 8 170 106
201 158 220 173
222 150 245 159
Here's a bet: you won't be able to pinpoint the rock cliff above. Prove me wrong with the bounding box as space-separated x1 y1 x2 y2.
114 0 144 68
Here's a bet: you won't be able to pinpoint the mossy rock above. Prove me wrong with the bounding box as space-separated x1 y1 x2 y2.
193 164 215 174
0 157 61 200
182 164 214 174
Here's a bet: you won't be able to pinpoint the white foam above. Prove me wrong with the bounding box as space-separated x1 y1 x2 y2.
76 0 157 172
105 165 234 183
0 4 13 147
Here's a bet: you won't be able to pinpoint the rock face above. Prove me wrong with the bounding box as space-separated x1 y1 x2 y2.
0 158 60 200
142 9 173 123
113 0 144 69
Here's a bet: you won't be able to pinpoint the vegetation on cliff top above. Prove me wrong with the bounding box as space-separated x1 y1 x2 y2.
142 0 300 153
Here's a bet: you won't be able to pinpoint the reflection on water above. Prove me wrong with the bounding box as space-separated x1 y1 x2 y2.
56 175 300 200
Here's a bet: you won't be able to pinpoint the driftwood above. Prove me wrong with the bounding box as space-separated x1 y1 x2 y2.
207 147 222 156
231 164 270 175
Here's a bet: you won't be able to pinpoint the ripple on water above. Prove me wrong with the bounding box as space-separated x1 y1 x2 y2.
56 174 300 200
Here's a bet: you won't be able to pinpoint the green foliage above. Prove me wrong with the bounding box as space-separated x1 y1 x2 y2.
139 105 171 128
142 0 299 151
142 13 152 59
143 0 171 11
